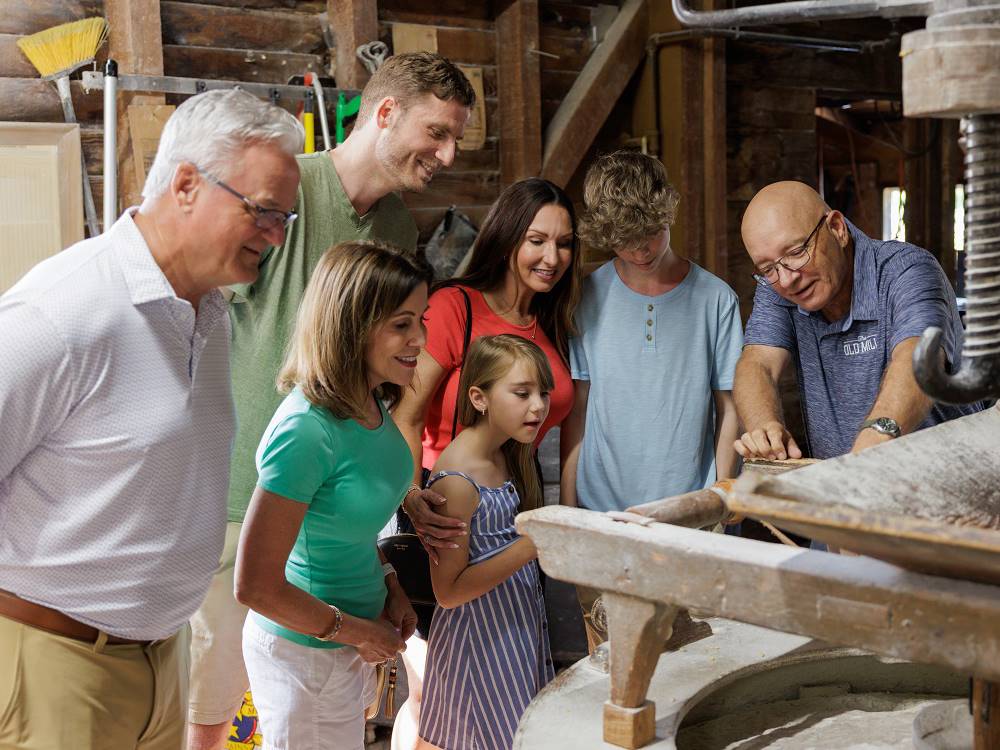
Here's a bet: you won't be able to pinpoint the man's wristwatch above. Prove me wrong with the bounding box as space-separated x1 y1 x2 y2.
859 417 901 439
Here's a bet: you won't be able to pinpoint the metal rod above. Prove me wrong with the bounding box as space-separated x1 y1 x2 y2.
309 76 332 151
670 0 932 28
103 59 118 231
649 28 870 53
81 71 358 106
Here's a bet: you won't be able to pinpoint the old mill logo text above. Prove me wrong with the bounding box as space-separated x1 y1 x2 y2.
843 334 878 356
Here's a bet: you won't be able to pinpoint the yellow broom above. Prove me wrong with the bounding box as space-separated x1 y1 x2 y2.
18 17 109 236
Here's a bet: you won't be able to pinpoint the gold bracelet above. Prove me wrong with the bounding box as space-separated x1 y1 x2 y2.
316 604 343 642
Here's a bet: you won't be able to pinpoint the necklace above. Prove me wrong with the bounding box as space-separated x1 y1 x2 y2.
483 290 537 339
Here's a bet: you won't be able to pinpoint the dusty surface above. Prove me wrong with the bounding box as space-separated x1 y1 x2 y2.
678 693 948 749
756 406 1000 529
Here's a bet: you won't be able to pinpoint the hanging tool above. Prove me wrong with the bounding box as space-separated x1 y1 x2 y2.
18 17 108 237
301 88 316 154
102 59 118 230
303 73 331 151
334 42 388 144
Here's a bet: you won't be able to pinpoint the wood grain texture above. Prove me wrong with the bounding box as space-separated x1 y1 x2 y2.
328 0 378 89
541 0 647 187
496 0 541 184
161 1 324 53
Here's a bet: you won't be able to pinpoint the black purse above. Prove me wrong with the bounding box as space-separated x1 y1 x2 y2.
377 533 436 606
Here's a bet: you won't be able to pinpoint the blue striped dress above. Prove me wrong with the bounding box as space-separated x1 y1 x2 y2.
418 471 554 750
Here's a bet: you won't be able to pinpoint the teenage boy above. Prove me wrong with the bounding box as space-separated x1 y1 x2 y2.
560 150 743 650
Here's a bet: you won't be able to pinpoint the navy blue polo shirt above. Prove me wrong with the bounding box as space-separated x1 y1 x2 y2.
744 218 981 458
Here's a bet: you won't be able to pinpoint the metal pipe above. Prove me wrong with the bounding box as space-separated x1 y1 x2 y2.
102 59 117 232
670 0 932 28
649 28 870 53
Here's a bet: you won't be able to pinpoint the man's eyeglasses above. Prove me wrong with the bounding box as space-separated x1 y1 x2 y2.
197 168 297 232
752 212 829 286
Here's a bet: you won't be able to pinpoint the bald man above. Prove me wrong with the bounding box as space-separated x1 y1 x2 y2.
733 181 980 461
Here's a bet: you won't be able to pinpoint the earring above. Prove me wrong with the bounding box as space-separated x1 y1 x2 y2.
479 407 487 416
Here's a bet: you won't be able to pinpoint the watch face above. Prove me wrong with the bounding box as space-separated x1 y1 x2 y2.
873 417 900 436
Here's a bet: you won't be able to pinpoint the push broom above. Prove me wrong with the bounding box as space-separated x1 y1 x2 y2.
18 17 109 237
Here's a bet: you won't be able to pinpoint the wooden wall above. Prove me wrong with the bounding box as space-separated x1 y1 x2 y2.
0 0 611 252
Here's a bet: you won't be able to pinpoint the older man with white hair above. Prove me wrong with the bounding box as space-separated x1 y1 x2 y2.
0 88 302 750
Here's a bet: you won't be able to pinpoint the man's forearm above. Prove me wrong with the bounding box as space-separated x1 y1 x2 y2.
734 355 784 431
713 391 741 480
852 338 934 452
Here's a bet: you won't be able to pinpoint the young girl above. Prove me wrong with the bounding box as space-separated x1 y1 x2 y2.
417 334 555 750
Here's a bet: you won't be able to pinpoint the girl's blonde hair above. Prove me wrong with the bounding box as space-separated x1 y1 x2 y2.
278 240 432 420
456 334 555 512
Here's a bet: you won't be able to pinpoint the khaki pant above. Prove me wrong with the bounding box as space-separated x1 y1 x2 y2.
188 521 250 725
0 615 188 750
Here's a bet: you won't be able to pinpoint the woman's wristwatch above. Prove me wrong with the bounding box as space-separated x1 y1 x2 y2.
317 604 344 642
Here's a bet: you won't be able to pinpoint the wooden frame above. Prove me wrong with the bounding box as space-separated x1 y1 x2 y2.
0 122 84 292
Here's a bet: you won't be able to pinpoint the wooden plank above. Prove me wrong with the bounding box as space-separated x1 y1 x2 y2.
727 42 901 99
379 0 491 20
328 0 378 89
538 25 594 72
496 0 541 185
702 26 727 279
400 169 499 211
163 44 323 83
0 78 104 122
381 24 496 66
169 0 324 10
107 0 165 215
0 33 36 79
161 1 324 54
380 8 492 30
0 0 103 36
541 0 647 188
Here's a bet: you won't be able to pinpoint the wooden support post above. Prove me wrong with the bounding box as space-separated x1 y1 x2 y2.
541 0 648 188
327 0 378 90
973 678 1000 750
496 0 541 185
105 0 164 214
601 593 678 749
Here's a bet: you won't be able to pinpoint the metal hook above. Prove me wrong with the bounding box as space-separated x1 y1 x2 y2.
913 327 1000 405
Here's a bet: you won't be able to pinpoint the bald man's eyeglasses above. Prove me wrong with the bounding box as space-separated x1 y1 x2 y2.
753 213 829 286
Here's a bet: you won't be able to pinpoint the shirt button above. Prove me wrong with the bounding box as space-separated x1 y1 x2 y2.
646 334 653 341
647 304 653 311
646 319 653 326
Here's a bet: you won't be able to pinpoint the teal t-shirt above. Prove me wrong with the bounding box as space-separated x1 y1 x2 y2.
251 387 413 649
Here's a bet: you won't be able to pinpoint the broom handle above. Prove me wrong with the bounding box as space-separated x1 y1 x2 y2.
56 76 100 237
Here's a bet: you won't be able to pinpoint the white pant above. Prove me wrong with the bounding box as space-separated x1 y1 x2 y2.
242 616 376 750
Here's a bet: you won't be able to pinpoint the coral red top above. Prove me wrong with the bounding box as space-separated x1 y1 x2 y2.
420 285 574 470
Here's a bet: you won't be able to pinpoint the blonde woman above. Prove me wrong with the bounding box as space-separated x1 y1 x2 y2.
416 334 555 750
235 241 429 750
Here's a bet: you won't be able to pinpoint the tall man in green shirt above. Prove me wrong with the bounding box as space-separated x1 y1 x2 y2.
187 52 475 750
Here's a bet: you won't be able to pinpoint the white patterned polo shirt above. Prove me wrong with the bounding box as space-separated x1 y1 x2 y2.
0 210 235 640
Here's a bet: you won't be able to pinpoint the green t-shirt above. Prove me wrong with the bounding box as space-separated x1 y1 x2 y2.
251 387 413 649
227 151 417 522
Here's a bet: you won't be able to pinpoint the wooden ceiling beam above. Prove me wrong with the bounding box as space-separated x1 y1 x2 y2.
540 0 648 188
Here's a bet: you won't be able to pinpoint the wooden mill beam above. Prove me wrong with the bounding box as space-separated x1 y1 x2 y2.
541 0 648 187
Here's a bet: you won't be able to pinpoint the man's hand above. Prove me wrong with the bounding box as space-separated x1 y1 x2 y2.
402 487 467 564
382 583 418 642
734 420 803 460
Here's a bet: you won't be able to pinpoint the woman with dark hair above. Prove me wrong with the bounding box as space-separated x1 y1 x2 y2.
390 177 581 750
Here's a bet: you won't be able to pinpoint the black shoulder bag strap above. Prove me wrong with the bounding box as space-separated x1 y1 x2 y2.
451 287 473 439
